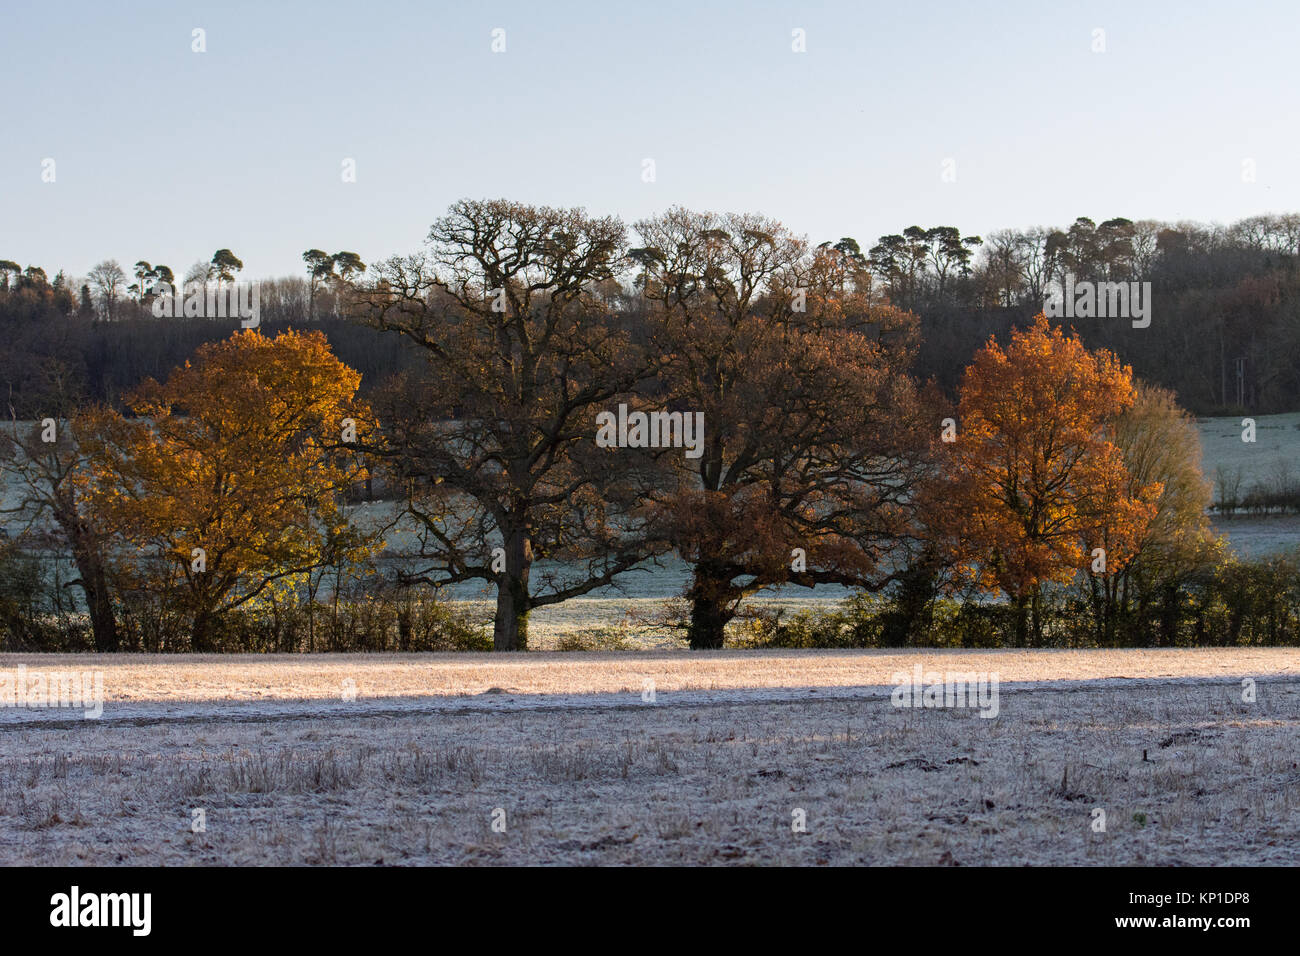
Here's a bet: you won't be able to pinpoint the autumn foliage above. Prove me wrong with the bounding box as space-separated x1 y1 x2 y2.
79 329 374 649
630 211 933 648
936 315 1160 644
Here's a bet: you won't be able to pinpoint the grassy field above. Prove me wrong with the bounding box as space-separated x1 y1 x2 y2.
1199 410 1300 556
0 649 1295 865
1198 411 1300 490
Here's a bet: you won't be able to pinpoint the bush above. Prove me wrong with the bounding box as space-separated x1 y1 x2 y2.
553 628 633 651
0 545 91 651
728 595 886 649
0 542 42 647
66 575 491 653
16 547 1300 651
723 555 1300 651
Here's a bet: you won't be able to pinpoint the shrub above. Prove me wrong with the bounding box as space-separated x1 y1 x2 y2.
728 595 886 649
60 574 491 653
553 628 633 652
0 545 91 651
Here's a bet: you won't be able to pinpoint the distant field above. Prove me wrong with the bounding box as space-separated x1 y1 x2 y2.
1197 411 1300 490
0 649 1294 865
1199 411 1300 558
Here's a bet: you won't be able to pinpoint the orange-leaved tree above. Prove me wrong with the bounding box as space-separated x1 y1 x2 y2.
937 315 1160 645
81 329 376 650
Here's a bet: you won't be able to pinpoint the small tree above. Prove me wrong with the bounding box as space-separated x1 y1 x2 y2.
87 259 126 321
1089 383 1225 645
81 330 376 649
128 261 153 305
937 315 1159 645
303 249 334 318
1 410 121 651
0 261 21 291
331 252 365 282
209 249 244 287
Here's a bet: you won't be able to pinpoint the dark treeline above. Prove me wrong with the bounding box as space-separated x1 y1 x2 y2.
861 213 1300 414
0 272 421 416
4 211 1300 418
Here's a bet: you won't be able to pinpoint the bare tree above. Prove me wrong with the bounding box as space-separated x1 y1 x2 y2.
1 403 120 651
87 259 125 321
351 199 663 650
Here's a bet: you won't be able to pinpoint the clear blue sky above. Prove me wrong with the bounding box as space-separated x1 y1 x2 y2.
3 0 1297 281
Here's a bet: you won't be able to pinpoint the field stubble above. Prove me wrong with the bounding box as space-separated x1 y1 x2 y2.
0 649 1295 865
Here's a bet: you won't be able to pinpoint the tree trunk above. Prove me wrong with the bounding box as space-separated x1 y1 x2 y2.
1158 583 1179 648
687 596 731 650
493 526 532 651
1097 575 1117 648
686 565 735 649
1011 593 1029 648
1029 588 1044 645
70 540 119 652
882 557 938 647
191 606 219 652
1087 575 1104 647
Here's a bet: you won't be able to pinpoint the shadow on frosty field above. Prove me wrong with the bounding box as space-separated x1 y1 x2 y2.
0 650 1296 866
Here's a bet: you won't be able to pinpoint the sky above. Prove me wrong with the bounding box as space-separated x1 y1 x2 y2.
3 0 1298 282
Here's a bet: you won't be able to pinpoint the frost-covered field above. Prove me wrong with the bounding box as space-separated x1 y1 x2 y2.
2 647 1294 706
0 650 1295 865
1199 411 1300 558
1198 411 1300 488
